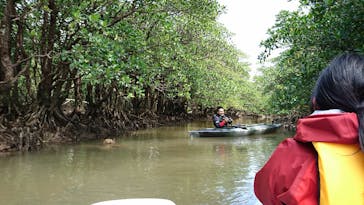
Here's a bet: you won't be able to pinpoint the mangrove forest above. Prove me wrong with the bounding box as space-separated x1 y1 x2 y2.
1 0 364 152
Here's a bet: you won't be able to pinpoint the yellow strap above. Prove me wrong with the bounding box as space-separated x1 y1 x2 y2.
313 142 364 205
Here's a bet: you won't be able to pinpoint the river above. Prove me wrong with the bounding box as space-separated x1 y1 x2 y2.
0 119 293 205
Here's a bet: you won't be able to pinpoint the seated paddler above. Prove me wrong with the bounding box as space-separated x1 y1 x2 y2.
213 106 233 128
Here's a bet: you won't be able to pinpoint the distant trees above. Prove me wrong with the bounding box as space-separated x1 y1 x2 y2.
257 0 364 114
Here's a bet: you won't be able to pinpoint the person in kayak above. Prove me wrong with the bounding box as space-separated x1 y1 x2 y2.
213 106 233 128
254 52 364 205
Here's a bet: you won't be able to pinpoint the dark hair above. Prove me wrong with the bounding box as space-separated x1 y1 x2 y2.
312 52 364 150
216 106 224 113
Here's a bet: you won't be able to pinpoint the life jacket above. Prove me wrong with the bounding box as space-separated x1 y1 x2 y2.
254 112 361 205
213 114 227 128
312 142 364 205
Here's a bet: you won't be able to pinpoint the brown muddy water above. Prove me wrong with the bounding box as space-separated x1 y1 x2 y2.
0 119 293 205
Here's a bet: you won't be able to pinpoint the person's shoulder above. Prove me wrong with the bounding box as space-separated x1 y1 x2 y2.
255 138 318 204
275 138 316 160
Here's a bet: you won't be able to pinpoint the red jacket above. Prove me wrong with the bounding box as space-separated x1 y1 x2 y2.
254 112 359 205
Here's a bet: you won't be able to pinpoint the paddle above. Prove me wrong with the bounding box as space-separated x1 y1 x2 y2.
231 124 247 129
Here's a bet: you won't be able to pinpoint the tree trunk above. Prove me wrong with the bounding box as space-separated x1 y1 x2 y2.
0 0 15 90
37 0 57 108
73 73 82 114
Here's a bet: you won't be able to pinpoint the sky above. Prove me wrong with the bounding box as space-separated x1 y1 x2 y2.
217 0 299 74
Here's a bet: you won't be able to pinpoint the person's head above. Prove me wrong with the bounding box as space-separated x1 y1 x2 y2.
311 52 364 150
216 106 225 116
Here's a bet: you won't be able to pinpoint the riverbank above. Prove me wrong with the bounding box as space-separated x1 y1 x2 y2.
0 111 199 152
0 105 294 153
1 105 233 152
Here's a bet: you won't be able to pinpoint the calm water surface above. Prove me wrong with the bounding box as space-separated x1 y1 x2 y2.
0 120 293 205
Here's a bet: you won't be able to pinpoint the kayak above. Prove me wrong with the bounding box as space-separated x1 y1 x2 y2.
189 123 282 137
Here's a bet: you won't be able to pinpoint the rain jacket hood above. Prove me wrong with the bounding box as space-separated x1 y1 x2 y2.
295 112 358 144
254 112 359 205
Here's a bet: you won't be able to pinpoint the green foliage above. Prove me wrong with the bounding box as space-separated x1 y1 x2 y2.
0 0 4 19
1 0 257 117
258 0 364 114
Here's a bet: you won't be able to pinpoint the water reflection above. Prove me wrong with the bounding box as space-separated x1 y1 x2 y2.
0 119 291 205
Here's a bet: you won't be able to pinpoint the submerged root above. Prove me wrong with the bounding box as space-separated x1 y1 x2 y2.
0 106 81 152
0 102 194 152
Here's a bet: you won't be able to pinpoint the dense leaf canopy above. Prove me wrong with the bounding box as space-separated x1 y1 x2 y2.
0 0 257 118
257 0 364 114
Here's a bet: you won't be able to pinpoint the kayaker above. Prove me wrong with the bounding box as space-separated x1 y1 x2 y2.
254 52 364 205
213 106 233 128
